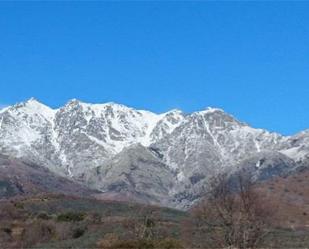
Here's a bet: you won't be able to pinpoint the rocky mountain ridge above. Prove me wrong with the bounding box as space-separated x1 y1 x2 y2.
0 98 308 208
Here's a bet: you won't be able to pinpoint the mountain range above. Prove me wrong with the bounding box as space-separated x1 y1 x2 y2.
0 98 308 209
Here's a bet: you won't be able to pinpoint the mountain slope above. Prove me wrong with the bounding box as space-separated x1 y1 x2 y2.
80 144 175 206
0 154 96 198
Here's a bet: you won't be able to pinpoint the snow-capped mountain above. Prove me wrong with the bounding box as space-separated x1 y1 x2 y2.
0 98 308 208
0 98 184 177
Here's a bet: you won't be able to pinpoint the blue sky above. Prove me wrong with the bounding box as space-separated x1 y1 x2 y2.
0 2 308 135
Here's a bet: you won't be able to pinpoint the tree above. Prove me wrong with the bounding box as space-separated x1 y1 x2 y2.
185 173 275 249
122 205 158 240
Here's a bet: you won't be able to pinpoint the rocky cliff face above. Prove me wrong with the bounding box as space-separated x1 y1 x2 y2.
0 98 308 208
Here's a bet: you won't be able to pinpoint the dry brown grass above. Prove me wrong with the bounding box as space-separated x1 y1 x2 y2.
255 168 309 229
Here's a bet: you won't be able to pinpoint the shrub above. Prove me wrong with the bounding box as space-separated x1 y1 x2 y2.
72 227 86 238
97 237 184 249
37 211 51 220
2 227 12 235
157 238 184 249
56 212 85 222
0 202 25 220
88 212 102 223
14 202 24 209
21 220 55 247
53 222 72 240
97 233 119 248
105 239 155 249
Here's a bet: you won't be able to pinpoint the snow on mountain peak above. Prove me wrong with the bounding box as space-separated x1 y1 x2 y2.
206 107 224 113
194 107 225 115
1 98 308 209
164 109 183 114
0 98 308 182
0 105 9 114
7 98 56 121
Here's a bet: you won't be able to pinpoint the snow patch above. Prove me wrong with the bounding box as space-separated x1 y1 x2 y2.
280 147 307 161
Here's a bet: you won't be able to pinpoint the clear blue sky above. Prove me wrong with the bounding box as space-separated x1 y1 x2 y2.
0 2 308 135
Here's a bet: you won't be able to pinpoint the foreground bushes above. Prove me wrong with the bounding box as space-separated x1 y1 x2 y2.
56 211 86 222
97 234 184 249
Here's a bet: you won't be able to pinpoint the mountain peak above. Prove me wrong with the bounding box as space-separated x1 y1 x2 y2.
16 97 43 107
64 99 132 111
10 97 51 110
200 107 225 114
100 102 133 110
164 109 183 115
26 97 40 103
11 97 56 120
66 98 82 106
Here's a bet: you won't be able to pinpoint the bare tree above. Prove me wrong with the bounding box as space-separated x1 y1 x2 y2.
122 205 159 240
185 173 275 249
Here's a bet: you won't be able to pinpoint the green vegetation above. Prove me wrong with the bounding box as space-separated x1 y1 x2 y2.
37 211 52 220
56 211 86 222
72 227 86 238
98 237 184 249
0 194 308 248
